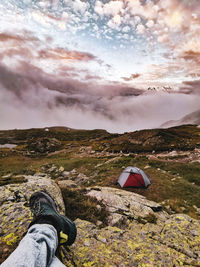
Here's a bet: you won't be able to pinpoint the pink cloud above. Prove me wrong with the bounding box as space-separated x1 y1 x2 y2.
38 48 97 62
122 73 141 81
180 80 200 95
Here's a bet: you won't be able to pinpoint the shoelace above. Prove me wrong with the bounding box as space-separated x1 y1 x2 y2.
60 231 68 244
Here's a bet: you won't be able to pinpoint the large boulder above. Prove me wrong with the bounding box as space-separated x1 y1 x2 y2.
0 173 65 263
86 187 168 226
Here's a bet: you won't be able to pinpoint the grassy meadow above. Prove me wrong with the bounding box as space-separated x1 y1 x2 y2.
0 125 200 220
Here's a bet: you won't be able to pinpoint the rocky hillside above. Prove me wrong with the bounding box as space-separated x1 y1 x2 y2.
0 124 200 265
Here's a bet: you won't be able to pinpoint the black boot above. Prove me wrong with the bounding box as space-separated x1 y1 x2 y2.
29 190 77 246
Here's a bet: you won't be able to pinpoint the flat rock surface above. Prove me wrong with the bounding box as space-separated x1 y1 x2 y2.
63 187 200 266
1 181 200 266
65 214 200 266
86 187 168 226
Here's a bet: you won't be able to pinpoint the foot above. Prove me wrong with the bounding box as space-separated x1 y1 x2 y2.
29 190 77 246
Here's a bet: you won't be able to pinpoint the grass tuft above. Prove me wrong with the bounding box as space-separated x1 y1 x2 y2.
61 188 108 226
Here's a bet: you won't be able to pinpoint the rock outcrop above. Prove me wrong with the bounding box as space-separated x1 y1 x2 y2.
62 187 200 266
0 173 65 262
86 187 167 226
64 187 200 266
67 214 200 266
26 137 61 155
40 164 90 186
1 179 200 266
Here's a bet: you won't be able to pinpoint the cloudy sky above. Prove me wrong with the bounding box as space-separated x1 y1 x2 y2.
0 0 200 132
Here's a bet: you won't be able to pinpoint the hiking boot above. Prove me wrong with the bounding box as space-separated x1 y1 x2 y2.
29 190 77 246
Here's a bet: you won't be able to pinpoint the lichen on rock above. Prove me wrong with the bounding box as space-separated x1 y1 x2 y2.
64 214 200 266
1 180 200 266
0 173 65 263
61 187 200 266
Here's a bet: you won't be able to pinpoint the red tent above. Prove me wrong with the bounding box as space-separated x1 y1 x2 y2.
118 166 151 188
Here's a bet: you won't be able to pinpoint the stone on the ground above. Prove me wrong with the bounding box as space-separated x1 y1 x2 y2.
57 180 77 189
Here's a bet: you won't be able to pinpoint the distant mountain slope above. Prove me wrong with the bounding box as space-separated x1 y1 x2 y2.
161 109 200 128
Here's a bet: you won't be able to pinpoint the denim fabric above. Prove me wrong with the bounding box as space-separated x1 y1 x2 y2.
1 224 65 267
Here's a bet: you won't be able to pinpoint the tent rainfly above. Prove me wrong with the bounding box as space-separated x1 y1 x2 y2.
117 166 151 188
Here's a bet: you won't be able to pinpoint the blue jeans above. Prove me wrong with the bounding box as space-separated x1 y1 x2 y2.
1 224 65 267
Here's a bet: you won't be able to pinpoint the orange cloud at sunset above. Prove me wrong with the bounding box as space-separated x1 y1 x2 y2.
38 48 96 62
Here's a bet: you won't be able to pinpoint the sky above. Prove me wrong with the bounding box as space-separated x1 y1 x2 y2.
0 0 200 132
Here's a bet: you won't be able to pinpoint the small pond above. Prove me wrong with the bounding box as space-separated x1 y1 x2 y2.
0 144 17 149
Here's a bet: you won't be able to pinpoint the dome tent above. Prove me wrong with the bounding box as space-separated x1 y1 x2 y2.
117 166 151 188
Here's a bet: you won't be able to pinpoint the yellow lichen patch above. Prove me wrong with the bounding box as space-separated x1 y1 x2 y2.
108 226 122 232
74 246 90 259
83 261 96 267
104 263 113 267
177 259 184 266
98 243 112 256
141 264 154 267
134 248 149 261
127 239 140 251
4 233 18 246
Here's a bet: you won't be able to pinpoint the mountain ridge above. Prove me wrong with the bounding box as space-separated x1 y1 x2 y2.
161 109 200 128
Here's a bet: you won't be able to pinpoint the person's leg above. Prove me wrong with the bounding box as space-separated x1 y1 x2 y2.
49 256 66 267
1 224 65 267
1 190 76 267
